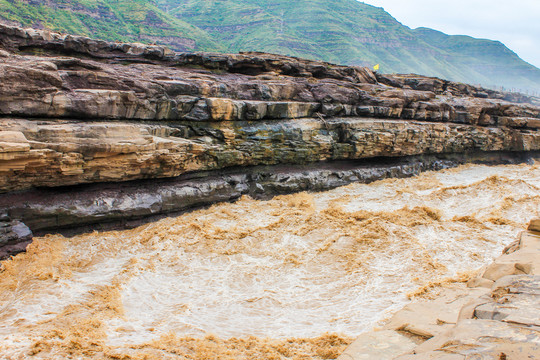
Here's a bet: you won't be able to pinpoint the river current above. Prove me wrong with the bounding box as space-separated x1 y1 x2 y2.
1 163 539 359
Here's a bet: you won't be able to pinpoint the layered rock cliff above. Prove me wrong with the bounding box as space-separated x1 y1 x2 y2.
1 24 540 256
4 0 540 91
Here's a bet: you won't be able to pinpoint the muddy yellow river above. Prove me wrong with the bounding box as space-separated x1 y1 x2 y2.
1 163 539 359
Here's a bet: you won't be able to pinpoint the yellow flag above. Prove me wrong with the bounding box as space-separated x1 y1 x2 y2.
373 64 380 71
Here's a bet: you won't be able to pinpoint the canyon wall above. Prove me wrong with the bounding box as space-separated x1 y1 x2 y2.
1 24 540 256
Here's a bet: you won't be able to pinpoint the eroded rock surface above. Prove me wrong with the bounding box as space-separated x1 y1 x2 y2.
339 221 540 360
0 24 540 254
0 212 32 259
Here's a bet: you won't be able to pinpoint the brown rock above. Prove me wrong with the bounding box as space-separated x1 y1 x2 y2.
528 219 540 233
0 23 539 254
384 287 489 338
1 118 537 193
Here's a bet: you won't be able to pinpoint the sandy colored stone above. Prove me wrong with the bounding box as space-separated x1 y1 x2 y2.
528 218 540 233
519 231 540 251
466 277 494 289
337 330 416 360
457 295 492 321
482 262 524 281
408 319 540 359
478 275 540 327
482 249 540 281
396 353 464 360
384 287 490 338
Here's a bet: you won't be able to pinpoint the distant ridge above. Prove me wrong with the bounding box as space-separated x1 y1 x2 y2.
1 0 539 91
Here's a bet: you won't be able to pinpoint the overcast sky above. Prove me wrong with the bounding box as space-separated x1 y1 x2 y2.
360 0 540 69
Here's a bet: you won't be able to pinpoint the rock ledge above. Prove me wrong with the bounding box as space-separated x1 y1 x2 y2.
338 220 540 359
0 23 539 256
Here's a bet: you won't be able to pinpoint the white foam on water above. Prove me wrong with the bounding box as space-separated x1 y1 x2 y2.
1 163 539 358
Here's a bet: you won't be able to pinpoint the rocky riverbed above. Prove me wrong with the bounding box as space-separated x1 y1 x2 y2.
339 218 540 360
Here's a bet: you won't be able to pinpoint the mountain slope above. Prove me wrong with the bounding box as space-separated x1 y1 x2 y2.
0 0 222 51
414 28 540 91
1 0 539 91
159 0 540 91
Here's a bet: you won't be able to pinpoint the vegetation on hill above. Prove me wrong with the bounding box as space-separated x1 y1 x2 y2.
1 0 539 91
0 0 222 51
414 28 540 92
160 0 540 91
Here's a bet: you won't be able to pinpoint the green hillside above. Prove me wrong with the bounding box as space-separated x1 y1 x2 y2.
413 28 540 91
0 0 222 51
159 0 540 91
1 0 539 91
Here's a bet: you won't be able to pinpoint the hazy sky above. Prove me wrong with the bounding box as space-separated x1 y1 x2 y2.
360 0 540 68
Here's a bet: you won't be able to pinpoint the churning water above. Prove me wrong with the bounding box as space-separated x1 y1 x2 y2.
1 163 539 359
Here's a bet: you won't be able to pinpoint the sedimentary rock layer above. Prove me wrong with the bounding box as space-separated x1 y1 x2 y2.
0 151 535 237
0 24 540 252
2 117 539 193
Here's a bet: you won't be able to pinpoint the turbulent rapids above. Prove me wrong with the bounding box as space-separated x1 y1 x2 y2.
1 163 539 359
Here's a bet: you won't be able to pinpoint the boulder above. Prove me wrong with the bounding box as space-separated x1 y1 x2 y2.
0 213 32 259
528 218 540 233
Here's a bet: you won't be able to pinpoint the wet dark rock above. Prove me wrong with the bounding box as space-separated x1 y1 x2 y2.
0 214 32 259
0 152 537 240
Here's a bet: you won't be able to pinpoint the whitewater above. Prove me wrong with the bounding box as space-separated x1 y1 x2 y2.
0 163 539 359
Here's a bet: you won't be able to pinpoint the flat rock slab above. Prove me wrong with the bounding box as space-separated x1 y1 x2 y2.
520 231 540 251
398 319 540 359
475 275 540 327
337 330 417 360
384 286 490 337
481 248 540 281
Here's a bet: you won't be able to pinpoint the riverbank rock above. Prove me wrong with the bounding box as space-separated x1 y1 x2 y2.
0 213 32 258
0 24 540 255
339 220 540 359
384 287 491 338
338 330 417 360
528 219 540 233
